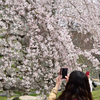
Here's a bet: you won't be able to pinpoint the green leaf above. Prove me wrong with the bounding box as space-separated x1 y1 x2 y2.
0 14 3 17
11 65 15 68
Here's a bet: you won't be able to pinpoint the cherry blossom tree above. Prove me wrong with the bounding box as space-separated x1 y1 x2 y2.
0 0 100 99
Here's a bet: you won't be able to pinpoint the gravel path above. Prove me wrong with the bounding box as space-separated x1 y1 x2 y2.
19 95 43 100
95 81 100 85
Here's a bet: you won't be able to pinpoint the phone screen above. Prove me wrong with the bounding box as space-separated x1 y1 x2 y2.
61 68 68 79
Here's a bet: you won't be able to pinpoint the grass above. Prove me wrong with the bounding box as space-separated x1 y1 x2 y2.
0 96 22 100
92 85 100 100
0 96 7 100
29 93 39 96
0 86 100 100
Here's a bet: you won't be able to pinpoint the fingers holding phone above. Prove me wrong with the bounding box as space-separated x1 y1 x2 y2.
55 76 62 89
65 75 69 83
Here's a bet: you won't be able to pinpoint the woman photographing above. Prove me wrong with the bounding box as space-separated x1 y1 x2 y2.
48 70 93 100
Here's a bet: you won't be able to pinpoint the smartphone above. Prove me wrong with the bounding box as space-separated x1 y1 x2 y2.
60 67 68 79
86 71 90 76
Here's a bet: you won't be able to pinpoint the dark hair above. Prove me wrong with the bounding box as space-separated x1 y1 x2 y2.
56 70 93 100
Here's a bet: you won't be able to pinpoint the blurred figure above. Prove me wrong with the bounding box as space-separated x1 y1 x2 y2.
87 75 93 92
86 71 93 92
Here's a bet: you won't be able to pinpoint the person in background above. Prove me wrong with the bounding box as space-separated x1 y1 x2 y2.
87 75 93 92
48 70 93 100
99 74 100 81
86 72 93 92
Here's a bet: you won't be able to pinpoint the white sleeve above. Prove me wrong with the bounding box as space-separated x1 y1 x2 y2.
89 78 93 92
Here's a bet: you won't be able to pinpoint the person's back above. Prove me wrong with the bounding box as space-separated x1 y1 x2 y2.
56 71 93 100
48 70 93 100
